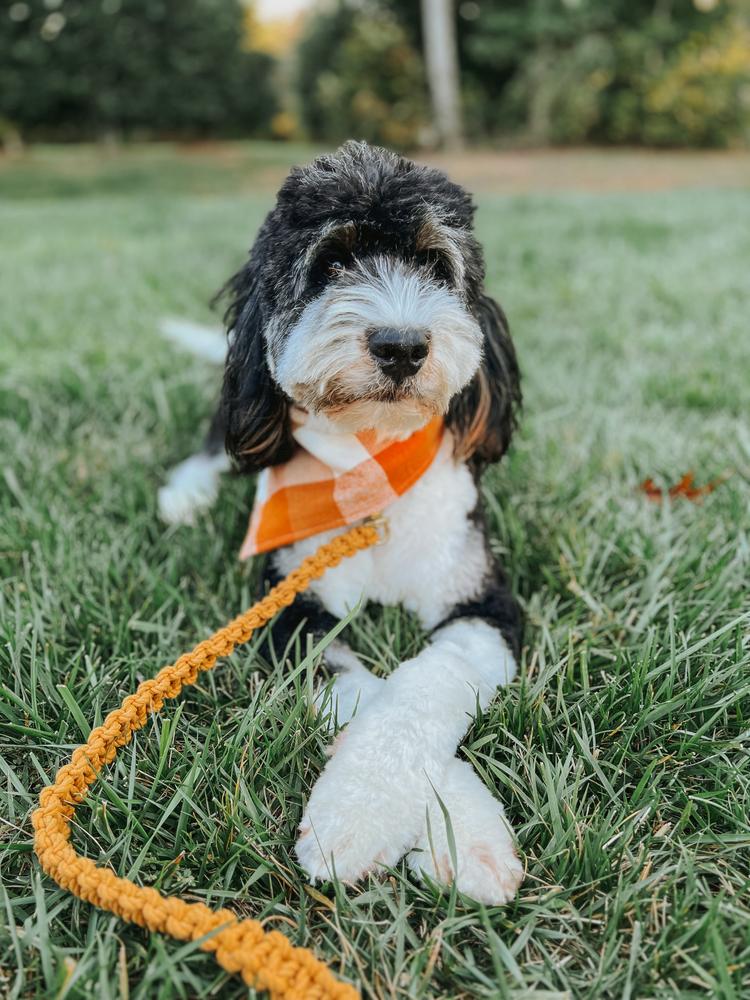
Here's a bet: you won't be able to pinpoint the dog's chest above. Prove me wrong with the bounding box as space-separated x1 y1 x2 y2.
273 449 490 628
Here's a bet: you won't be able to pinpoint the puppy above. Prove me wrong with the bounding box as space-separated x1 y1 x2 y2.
160 141 523 904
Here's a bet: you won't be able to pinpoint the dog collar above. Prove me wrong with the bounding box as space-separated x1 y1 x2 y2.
239 412 445 558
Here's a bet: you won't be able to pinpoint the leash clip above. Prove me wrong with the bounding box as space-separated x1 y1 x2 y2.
365 512 390 545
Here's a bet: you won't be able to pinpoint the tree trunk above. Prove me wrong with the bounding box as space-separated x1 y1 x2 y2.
420 0 463 150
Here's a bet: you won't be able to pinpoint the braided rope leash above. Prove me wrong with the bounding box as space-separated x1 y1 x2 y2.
32 521 383 1000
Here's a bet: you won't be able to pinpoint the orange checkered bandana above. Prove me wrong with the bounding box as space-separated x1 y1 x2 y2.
240 410 445 558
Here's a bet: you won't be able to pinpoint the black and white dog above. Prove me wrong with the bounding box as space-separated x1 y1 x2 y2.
159 141 524 904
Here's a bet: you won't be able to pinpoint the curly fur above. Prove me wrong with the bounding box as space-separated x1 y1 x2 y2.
159 141 526 905
215 141 520 471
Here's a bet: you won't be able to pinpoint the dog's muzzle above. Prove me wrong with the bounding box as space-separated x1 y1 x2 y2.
367 326 430 385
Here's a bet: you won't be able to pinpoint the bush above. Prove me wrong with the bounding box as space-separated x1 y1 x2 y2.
458 0 750 147
383 0 750 147
644 20 750 146
294 1 427 149
0 0 278 140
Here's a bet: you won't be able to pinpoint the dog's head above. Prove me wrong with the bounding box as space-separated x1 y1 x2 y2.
218 141 520 472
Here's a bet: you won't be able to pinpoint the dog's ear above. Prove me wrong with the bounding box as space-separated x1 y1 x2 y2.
216 253 294 472
446 294 521 471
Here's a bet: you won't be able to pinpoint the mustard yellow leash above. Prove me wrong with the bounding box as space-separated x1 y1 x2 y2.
32 521 382 1000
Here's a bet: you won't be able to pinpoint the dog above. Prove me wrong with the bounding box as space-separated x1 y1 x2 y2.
159 141 524 904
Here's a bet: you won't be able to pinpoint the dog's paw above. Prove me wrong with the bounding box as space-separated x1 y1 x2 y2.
295 759 426 882
296 701 441 882
158 453 229 525
407 758 523 906
296 640 506 886
411 836 523 905
295 806 394 883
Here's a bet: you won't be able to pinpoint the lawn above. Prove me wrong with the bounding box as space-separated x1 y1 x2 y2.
1 143 749 1000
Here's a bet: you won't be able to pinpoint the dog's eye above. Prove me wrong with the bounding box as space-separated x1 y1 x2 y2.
309 245 352 289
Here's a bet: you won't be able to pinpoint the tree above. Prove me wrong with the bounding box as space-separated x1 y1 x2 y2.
383 0 750 146
420 0 463 149
0 0 278 140
294 1 427 149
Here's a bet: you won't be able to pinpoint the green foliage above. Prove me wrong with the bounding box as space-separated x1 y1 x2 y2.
458 0 750 145
0 0 278 140
644 17 750 145
294 0 427 149
385 0 750 147
4 0 747 147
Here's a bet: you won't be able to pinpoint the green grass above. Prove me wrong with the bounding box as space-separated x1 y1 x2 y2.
1 146 749 1000
0 142 327 201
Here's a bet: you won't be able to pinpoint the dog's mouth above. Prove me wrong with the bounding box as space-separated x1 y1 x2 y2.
293 376 439 413
289 375 443 436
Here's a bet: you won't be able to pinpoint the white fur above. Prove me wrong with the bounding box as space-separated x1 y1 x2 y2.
315 642 384 725
275 430 489 628
160 288 520 901
316 645 523 902
296 619 516 882
157 451 231 525
275 258 482 433
158 317 227 364
407 759 523 904
277 427 521 902
159 426 523 902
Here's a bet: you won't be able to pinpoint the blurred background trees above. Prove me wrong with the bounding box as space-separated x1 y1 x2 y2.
294 2 426 148
449 0 750 146
1 0 749 149
0 0 277 141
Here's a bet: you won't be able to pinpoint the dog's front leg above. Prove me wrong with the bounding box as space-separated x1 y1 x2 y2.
296 619 515 883
158 405 230 525
317 643 523 903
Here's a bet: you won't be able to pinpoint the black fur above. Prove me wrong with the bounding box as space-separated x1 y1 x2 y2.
209 143 522 656
447 294 521 472
260 558 338 658
436 564 522 662
435 495 523 658
216 245 294 471
214 140 520 470
209 141 523 656
202 397 229 455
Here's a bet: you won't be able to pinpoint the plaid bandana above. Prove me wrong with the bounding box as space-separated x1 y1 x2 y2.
240 410 445 558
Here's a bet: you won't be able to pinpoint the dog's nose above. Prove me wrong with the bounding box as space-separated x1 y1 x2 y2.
368 327 429 383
